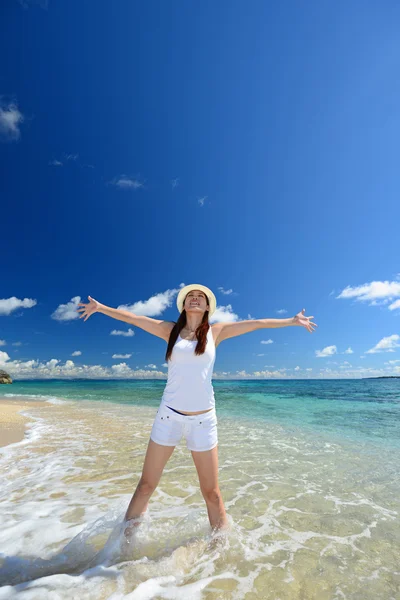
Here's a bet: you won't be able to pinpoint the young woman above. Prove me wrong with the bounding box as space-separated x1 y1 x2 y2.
77 284 317 538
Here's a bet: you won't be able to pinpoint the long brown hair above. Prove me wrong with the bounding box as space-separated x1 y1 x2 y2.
165 293 211 361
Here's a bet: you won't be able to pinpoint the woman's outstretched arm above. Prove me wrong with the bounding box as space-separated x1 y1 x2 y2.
214 309 317 344
77 296 174 340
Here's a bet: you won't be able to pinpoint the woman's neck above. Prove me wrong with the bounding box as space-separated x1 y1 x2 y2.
184 318 203 332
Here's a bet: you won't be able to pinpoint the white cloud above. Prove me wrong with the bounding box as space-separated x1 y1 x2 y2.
337 279 400 311
209 304 240 323
50 154 94 168
294 366 300 371
344 347 354 354
112 353 132 359
236 370 252 377
0 99 24 142
71 351 81 356
0 350 167 380
110 329 135 337
111 175 144 190
0 340 6 346
217 287 234 295
197 196 207 206
365 334 400 354
1 346 399 380
118 285 182 317
261 339 274 345
316 345 337 357
171 178 179 189
252 369 288 378
111 363 132 375
276 309 288 315
51 296 81 321
45 359 59 369
389 299 400 311
0 296 37 316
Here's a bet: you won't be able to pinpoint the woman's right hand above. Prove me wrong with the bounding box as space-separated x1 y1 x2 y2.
77 296 101 322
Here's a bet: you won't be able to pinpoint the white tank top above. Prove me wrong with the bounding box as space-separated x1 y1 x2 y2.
161 326 216 411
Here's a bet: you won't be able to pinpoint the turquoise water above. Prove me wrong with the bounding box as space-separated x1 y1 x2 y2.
4 378 400 448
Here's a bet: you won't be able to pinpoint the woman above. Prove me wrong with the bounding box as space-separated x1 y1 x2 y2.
77 284 317 539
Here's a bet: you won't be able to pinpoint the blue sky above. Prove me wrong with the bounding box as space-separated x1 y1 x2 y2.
1 0 400 380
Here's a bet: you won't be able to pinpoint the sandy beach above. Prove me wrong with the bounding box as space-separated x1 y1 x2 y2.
0 396 48 448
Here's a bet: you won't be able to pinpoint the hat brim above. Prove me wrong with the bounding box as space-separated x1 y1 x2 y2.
176 284 216 317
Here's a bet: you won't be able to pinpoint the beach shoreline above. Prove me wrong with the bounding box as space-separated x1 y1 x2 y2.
0 396 48 448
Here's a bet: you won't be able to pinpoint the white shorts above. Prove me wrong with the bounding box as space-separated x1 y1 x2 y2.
150 402 218 452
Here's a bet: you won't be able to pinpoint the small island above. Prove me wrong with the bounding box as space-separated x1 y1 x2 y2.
0 370 12 384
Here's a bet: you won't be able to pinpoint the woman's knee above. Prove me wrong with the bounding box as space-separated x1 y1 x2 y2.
136 477 157 496
201 486 222 503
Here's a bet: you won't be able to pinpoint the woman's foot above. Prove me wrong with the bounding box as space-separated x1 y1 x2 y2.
207 528 229 552
212 518 230 532
123 517 142 542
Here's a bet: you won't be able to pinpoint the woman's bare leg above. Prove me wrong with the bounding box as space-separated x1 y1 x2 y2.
124 438 175 524
191 444 229 530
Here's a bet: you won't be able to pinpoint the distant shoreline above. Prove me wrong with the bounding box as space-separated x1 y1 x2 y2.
364 376 400 379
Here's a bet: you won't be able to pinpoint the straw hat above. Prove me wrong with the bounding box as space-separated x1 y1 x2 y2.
176 284 217 316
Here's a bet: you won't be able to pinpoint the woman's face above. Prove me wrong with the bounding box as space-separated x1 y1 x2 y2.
184 290 209 314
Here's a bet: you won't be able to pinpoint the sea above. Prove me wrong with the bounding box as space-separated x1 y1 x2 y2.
0 378 399 599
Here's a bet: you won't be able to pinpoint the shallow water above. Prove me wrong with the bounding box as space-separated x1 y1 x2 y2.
0 380 399 598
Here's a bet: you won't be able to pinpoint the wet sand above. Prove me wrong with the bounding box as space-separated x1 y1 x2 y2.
0 396 48 448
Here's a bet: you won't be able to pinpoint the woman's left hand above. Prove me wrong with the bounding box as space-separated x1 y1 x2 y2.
293 309 318 333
